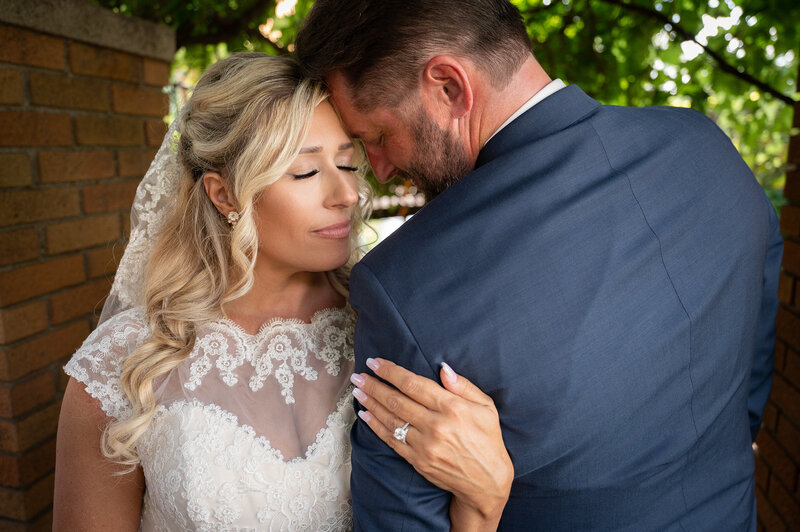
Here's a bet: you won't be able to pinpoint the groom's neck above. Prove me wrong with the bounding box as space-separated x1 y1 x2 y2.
476 57 552 150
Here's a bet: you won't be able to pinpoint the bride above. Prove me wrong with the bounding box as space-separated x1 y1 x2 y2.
53 53 512 530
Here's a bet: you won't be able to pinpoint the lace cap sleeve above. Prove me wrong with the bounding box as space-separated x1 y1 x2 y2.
63 308 151 421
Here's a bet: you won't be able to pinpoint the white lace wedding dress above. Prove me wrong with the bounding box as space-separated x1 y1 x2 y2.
64 305 357 531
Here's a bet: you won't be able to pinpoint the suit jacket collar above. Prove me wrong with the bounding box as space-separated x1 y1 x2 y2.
475 84 601 169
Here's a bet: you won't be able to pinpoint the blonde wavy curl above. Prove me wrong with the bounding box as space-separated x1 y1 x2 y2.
102 52 373 469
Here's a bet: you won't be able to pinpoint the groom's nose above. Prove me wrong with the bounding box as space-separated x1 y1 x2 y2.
365 145 397 183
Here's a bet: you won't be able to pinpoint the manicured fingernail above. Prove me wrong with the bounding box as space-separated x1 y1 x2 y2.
366 358 380 372
358 410 372 422
441 361 457 382
352 387 368 403
350 373 365 387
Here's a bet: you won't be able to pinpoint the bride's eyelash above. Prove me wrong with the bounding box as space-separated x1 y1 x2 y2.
292 166 357 179
292 170 318 179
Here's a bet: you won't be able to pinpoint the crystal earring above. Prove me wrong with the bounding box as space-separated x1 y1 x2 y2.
227 211 240 228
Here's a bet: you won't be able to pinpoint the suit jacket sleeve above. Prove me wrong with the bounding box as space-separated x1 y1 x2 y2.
748 198 783 441
348 261 451 531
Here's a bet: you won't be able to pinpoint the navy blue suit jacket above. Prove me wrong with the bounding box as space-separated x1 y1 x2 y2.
348 85 782 531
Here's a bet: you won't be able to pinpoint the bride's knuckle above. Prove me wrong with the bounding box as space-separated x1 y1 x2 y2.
429 424 447 440
444 399 465 419
419 445 437 463
400 377 420 396
384 394 402 413
360 379 374 395
418 462 434 477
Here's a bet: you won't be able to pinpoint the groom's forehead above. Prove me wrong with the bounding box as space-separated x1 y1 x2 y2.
325 71 360 107
325 73 374 133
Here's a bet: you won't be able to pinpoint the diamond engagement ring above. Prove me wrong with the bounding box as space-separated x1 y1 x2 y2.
393 422 411 443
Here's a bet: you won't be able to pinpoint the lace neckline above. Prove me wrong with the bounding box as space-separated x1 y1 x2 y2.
152 387 354 464
185 305 355 404
215 305 353 338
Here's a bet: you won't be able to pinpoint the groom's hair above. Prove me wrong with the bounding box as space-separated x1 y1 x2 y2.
295 0 532 111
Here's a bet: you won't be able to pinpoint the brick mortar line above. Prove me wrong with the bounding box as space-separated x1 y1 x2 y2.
0 145 157 153
26 147 37 187
0 237 127 274
777 302 800 314
1 177 140 189
0 434 56 459
0 471 59 496
0 310 93 348
35 223 46 274
770 372 800 414
0 252 119 280
0 212 131 239
0 212 133 231
0 369 57 398
19 68 29 109
0 103 168 119
773 369 800 396
755 483 790 529
22 69 168 88
61 35 71 77
762 425 800 472
773 412 800 445
0 390 62 423
755 449 799 503
0 20 174 62
0 510 54 529
763 472 800 517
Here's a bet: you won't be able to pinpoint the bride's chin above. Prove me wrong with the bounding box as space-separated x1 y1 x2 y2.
307 250 352 273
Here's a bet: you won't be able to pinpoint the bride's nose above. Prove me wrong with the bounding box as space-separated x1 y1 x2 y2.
325 170 359 209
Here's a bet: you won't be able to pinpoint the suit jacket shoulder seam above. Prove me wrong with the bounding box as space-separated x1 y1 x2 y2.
588 120 700 518
588 120 700 435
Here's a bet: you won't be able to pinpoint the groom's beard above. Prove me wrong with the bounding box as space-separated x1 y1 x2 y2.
398 110 473 201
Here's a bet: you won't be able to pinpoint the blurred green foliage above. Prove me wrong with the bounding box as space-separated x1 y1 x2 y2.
516 0 799 210
93 0 799 212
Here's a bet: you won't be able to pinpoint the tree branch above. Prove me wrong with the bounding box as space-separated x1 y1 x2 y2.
175 0 278 50
520 2 562 16
596 0 796 105
183 28 289 56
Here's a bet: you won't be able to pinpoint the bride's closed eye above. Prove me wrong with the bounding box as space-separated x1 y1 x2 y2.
292 169 319 179
292 166 358 179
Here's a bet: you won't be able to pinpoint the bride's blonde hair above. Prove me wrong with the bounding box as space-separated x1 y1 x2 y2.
103 52 372 468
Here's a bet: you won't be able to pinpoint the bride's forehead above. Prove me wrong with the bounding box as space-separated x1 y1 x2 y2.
297 104 352 151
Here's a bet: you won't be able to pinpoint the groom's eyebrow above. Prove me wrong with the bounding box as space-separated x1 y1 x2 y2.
298 142 353 154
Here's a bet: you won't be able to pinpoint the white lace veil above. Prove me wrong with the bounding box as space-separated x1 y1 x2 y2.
99 111 184 324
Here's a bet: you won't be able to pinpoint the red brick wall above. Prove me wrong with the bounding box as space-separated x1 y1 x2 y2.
755 60 800 530
0 21 169 530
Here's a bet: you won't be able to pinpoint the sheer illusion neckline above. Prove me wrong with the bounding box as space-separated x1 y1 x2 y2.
154 389 354 464
64 305 356 530
216 305 353 338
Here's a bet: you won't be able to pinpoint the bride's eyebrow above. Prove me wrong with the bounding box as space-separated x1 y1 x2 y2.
299 145 322 154
298 142 354 154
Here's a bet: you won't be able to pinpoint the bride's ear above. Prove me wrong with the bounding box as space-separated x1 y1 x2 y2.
202 171 236 216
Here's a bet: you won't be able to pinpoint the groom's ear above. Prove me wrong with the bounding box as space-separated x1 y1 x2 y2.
420 55 473 119
202 171 237 216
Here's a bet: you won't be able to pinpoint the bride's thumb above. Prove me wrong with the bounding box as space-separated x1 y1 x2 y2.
440 362 491 404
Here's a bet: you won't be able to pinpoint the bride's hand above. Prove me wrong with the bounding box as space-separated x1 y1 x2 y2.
350 358 513 527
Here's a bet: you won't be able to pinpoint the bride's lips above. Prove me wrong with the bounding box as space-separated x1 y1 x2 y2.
312 221 352 239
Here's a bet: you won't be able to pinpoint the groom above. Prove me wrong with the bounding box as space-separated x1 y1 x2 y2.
296 1 783 530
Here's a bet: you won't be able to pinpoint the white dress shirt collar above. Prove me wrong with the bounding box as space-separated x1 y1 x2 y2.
485 79 566 145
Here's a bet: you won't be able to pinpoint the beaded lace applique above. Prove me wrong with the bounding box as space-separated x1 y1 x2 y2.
185 308 355 404
64 306 356 531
